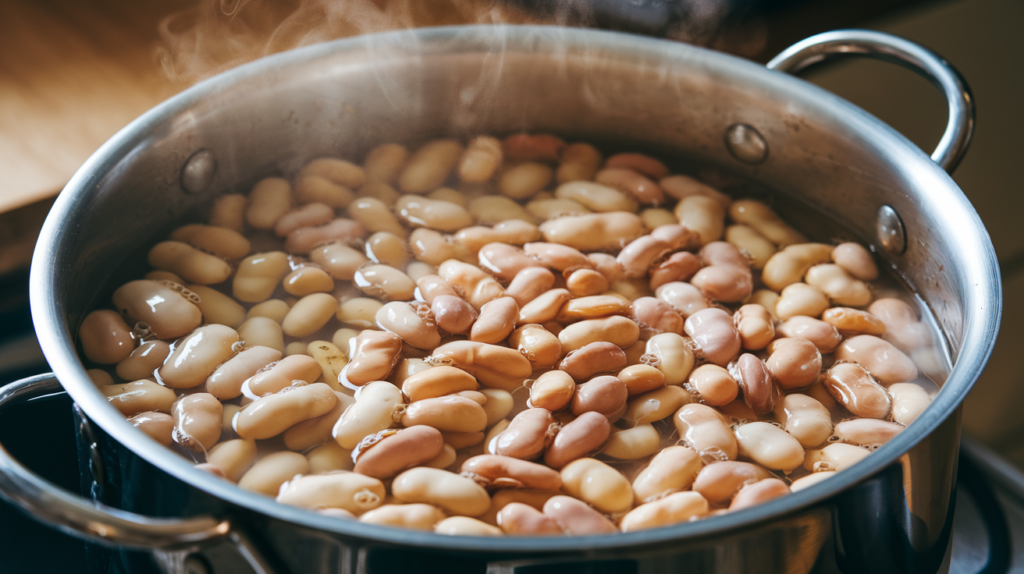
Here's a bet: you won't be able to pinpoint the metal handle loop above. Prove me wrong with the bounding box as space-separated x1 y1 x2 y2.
767 29 975 173
0 374 228 550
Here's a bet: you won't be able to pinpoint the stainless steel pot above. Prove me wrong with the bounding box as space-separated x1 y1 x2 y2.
0 26 1000 574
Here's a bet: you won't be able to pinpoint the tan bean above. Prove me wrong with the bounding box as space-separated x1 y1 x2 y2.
559 458 632 513
659 174 729 205
286 219 365 255
171 393 222 452
684 308 741 367
805 264 872 307
306 443 354 474
341 330 403 387
360 504 446 531
456 135 502 182
728 199 806 247
621 491 708 532
689 243 753 303
563 269 606 298
622 385 690 424
642 333 695 386
630 297 684 338
395 195 473 232
557 142 602 183
542 496 617 535
832 242 878 281
401 395 488 432
544 412 611 469
332 327 360 352
603 153 667 179
734 422 804 471
834 335 918 384
518 288 571 325
244 354 321 397
729 478 790 511
821 307 886 337
470 297 518 344
361 233 407 270
209 194 246 232
655 282 708 318
639 208 676 230
777 316 841 353
238 451 309 496
307 244 366 281
762 243 833 292
765 338 822 389
498 162 551 200
416 274 458 303
274 203 334 238
603 423 661 460
300 157 366 188
520 242 589 272
235 383 337 440
445 431 486 451
206 439 257 482
401 366 477 402
359 180 404 207
496 408 556 460
648 252 702 292
438 260 505 310
373 301 439 350
476 243 539 282
538 212 644 251
481 389 513 426
128 411 174 447
392 467 491 516
596 167 664 205
455 221 541 254
333 381 404 449
348 197 406 237
687 365 737 406
181 285 244 328
430 295 477 335
618 364 666 396
233 251 290 303
365 143 409 183
282 293 337 338
834 419 903 447
509 324 561 371
405 261 435 282
285 342 308 357
558 342 627 383
749 290 781 319
159 325 239 389
292 178 356 211
428 341 533 391
774 394 832 448
889 382 932 426
527 370 574 412
143 270 184 283
732 304 773 351
468 195 539 226
733 353 779 414
246 177 292 230
282 392 355 451
306 340 347 390
79 310 135 365
673 403 737 461
462 455 561 490
113 280 202 340
790 472 836 492
554 181 637 213
237 317 284 353
337 297 384 328
674 195 725 245
725 225 776 270
277 472 385 514
526 198 591 220
630 445 701 503
398 140 463 194
435 517 503 536
558 316 639 354
692 461 775 505
204 346 281 400
353 426 444 478
823 362 891 419
572 376 628 420
776 283 830 320
803 443 870 473
354 264 416 301
496 503 564 535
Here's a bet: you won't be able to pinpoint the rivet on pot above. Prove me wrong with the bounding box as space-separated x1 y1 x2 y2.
724 124 768 164
877 205 907 255
181 149 217 194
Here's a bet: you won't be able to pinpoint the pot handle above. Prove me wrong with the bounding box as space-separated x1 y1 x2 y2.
0 373 278 574
767 29 975 174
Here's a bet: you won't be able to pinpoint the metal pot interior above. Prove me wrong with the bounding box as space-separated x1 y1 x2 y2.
30 25 1000 551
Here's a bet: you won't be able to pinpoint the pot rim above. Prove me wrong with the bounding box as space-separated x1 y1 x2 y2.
29 24 1001 552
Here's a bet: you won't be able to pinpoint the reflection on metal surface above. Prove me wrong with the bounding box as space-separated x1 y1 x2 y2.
180 149 217 194
724 124 769 164
878 205 908 255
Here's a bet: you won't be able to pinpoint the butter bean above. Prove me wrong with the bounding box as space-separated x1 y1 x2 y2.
468 195 539 226
869 299 932 352
401 395 488 432
462 455 561 490
477 243 540 281
834 419 903 447
643 333 695 385
457 136 502 182
824 362 891 419
805 264 872 307
777 316 841 353
621 491 708 532
337 298 384 329
790 472 836 492
649 252 703 291
79 310 135 364
274 203 334 239
725 225 776 269
509 324 561 370
306 340 347 390
396 195 473 232
690 242 753 303
832 242 878 281
481 389 513 426
618 364 666 396
283 392 355 451
518 288 571 325
246 177 292 230
774 394 832 448
393 467 491 516
360 181 404 206
526 198 591 220
558 316 639 354
728 200 806 247
519 242 589 272
572 376 628 420
596 167 664 205
545 412 610 469
209 194 246 232
277 472 385 514
300 157 366 189
373 302 438 350
542 496 617 535
171 393 223 452
308 245 366 282
341 330 403 387
673 403 737 461
244 354 321 397
129 411 174 447
401 366 477 402
564 269 607 298
555 181 637 213
765 338 822 389
692 461 775 505
803 443 870 472
183 284 245 328
729 478 790 511
159 325 239 389
735 353 781 414
455 221 541 254
497 503 564 535
171 223 251 260
834 335 917 384
607 153 668 179
354 264 416 301
360 504 446 531
348 197 406 237
688 365 738 406
655 282 708 318
674 195 725 245
399 140 463 194
206 439 257 482
603 423 661 460
237 317 284 353
630 297 684 338
234 251 290 303
776 283 830 320
762 244 833 292
496 408 556 460
206 346 282 400
538 212 644 251
631 445 701 502
889 382 932 426
306 444 354 474
286 219 365 254
684 308 741 367
429 295 476 335
282 293 337 338
750 290 781 319
556 142 602 182
733 304 773 351
470 297 518 344
623 385 690 423
659 174 729 204
445 431 486 451
113 280 202 340
435 517 503 536
498 162 551 200
333 381 404 449
293 176 355 210
559 458 633 513
822 307 886 336
640 208 677 230
559 342 627 382
735 422 805 471
405 261 435 282
235 383 337 440
528 370 575 411
365 143 409 183
353 426 444 478
416 274 458 304
144 271 184 283
284 342 308 357
238 451 309 496
438 260 505 310
428 341 532 391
